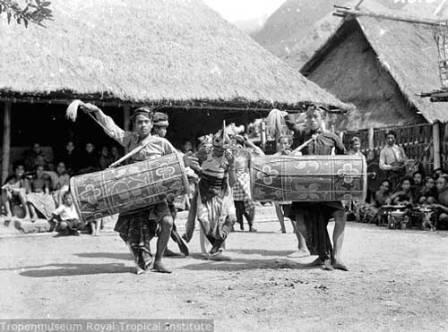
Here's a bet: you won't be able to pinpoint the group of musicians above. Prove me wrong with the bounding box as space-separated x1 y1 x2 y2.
79 103 352 274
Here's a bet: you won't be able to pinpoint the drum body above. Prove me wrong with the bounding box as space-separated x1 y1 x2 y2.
70 153 188 222
250 155 367 202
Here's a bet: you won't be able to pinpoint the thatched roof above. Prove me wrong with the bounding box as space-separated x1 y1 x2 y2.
302 14 448 123
0 0 350 111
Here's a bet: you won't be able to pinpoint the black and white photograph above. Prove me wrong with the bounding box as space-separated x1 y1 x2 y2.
0 0 447 331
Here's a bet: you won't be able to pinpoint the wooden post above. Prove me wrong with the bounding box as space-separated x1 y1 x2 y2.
433 121 441 170
260 120 267 151
123 105 130 131
368 127 374 150
1 102 11 184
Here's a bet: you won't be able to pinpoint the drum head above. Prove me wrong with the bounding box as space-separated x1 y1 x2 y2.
367 162 385 192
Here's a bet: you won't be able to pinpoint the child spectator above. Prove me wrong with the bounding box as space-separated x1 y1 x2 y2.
273 136 293 234
50 192 83 235
27 165 55 220
1 163 31 219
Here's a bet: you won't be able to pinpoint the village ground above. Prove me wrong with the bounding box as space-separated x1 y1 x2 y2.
0 207 447 332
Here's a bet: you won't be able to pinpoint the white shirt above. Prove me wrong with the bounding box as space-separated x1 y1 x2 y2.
53 204 79 220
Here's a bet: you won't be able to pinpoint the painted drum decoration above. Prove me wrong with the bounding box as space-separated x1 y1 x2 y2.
250 155 367 202
70 153 189 222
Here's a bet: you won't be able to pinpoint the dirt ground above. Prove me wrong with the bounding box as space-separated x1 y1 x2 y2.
0 209 447 332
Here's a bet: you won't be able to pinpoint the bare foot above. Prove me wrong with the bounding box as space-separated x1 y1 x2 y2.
307 257 323 267
135 266 145 275
287 249 310 258
151 261 172 274
164 249 184 257
332 258 349 271
322 259 334 271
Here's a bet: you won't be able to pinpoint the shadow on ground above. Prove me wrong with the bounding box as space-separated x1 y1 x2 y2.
183 257 317 272
225 249 294 256
17 263 130 277
75 252 130 260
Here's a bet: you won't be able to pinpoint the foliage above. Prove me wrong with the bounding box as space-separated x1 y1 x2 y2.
0 0 52 27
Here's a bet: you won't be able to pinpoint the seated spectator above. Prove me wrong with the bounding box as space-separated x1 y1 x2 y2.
417 176 437 204
182 140 195 154
53 162 70 191
98 146 113 170
49 192 83 236
1 163 31 219
386 177 414 229
431 175 448 230
348 136 363 156
388 177 414 206
50 162 71 206
432 168 447 180
26 165 56 220
24 142 49 171
59 141 79 175
78 142 99 174
411 171 424 198
358 180 391 224
110 145 121 162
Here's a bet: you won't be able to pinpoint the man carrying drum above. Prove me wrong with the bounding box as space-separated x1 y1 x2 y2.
81 104 195 274
285 105 348 271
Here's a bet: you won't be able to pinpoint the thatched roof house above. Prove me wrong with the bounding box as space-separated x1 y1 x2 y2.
301 14 448 130
0 0 349 111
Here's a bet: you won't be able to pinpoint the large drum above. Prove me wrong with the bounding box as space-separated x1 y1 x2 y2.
250 155 367 202
70 153 189 222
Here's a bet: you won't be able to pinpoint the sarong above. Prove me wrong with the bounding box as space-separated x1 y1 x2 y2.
114 201 171 268
197 184 235 247
233 171 255 215
289 201 343 260
27 192 56 219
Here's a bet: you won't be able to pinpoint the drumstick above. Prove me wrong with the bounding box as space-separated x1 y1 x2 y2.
108 144 149 168
291 138 314 154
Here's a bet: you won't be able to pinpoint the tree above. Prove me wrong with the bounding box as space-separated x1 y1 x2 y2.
0 0 52 27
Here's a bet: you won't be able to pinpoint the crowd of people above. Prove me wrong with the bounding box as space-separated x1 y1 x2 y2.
2 106 447 270
348 131 448 231
1 141 124 235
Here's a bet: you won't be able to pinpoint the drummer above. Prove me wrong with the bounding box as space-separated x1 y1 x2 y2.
81 104 196 274
284 104 348 271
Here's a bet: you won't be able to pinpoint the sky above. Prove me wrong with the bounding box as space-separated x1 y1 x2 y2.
203 0 286 23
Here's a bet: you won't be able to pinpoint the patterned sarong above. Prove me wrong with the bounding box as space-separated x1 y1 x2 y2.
27 192 56 219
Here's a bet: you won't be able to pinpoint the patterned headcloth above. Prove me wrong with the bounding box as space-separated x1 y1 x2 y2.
131 107 153 120
153 112 169 127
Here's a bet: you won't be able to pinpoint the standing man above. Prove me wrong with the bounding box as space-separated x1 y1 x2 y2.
151 111 189 257
379 131 408 190
81 104 194 274
285 105 348 271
